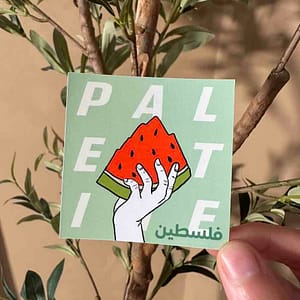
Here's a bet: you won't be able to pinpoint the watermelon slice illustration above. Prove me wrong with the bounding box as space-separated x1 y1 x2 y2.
97 117 191 199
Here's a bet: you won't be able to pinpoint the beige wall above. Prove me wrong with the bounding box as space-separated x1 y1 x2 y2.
0 1 299 299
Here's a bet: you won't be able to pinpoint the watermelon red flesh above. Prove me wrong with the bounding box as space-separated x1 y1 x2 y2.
103 117 188 186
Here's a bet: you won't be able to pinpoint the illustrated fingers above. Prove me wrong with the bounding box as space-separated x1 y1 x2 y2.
154 159 168 200
164 163 179 200
124 178 140 199
136 163 152 196
114 198 126 212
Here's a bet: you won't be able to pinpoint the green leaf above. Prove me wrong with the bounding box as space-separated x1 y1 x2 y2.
43 127 49 150
45 244 77 257
162 264 218 286
34 153 45 171
24 168 32 194
88 0 115 16
21 270 45 300
244 213 278 225
29 30 65 74
112 246 130 271
53 28 74 72
13 200 41 213
180 0 207 12
52 136 59 155
40 198 52 219
0 179 13 184
51 213 60 234
102 20 116 62
44 161 62 174
10 152 16 182
156 42 183 77
190 249 216 269
106 43 131 74
162 25 214 52
60 86 67 107
159 2 167 22
0 15 25 36
47 260 64 300
17 214 46 225
1 264 17 300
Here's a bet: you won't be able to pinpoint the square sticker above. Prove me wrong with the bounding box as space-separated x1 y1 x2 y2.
60 73 235 249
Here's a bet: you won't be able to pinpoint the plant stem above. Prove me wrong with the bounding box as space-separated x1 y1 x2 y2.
75 240 102 300
77 0 106 74
232 178 300 194
233 24 300 154
24 0 86 53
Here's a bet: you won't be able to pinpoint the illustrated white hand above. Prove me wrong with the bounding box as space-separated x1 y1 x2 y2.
113 159 178 242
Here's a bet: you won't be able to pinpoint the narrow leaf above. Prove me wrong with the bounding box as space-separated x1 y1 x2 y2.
0 15 25 36
53 28 74 72
156 42 183 77
47 259 65 300
45 244 76 257
106 44 130 74
43 127 49 150
40 198 52 219
21 270 45 300
190 249 216 269
13 201 41 213
0 179 13 184
24 168 32 194
34 153 45 171
1 264 17 300
30 30 64 73
10 152 16 182
102 20 116 61
51 213 60 234
88 0 115 16
112 246 130 270
60 86 67 107
17 214 46 225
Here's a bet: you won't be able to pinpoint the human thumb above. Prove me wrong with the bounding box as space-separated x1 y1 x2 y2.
217 240 290 300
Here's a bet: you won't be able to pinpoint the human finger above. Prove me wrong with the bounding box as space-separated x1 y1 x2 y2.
154 159 168 199
217 240 300 300
124 178 140 199
230 223 300 280
164 163 178 200
136 163 152 196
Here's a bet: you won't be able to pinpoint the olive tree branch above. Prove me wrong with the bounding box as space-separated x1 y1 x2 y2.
233 24 300 154
77 0 106 74
24 0 86 53
123 1 160 300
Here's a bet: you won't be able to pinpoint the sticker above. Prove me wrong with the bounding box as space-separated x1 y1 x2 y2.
60 73 235 249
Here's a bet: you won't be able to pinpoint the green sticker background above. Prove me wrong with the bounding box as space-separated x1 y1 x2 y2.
60 73 235 249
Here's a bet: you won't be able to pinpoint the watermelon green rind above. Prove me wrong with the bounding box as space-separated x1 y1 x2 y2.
97 166 191 200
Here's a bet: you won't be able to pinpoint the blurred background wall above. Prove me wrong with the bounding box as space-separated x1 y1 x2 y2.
0 1 299 299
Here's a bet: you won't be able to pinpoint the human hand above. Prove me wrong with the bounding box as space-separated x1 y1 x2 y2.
113 159 178 242
210 223 300 300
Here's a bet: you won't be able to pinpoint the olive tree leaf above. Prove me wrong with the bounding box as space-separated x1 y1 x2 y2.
180 0 208 12
190 249 216 269
162 265 218 286
24 168 32 195
163 25 214 52
29 30 65 74
0 15 25 36
101 19 116 62
106 43 131 74
88 0 115 16
45 245 77 257
53 28 74 72
60 86 67 107
21 270 45 300
47 259 65 300
40 198 52 219
51 213 60 234
17 214 47 225
156 42 183 77
0 179 13 184
1 264 17 300
112 246 131 271
34 153 45 171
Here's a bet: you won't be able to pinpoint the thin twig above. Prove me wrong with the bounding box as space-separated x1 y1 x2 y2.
233 24 300 154
75 240 102 300
232 178 300 194
77 0 105 74
25 0 86 53
275 24 300 72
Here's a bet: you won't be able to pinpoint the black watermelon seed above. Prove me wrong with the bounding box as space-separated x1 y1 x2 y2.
132 172 136 177
167 156 173 163
140 134 144 141
154 128 158 136
118 163 122 170
170 143 175 149
130 150 134 157
152 148 156 155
